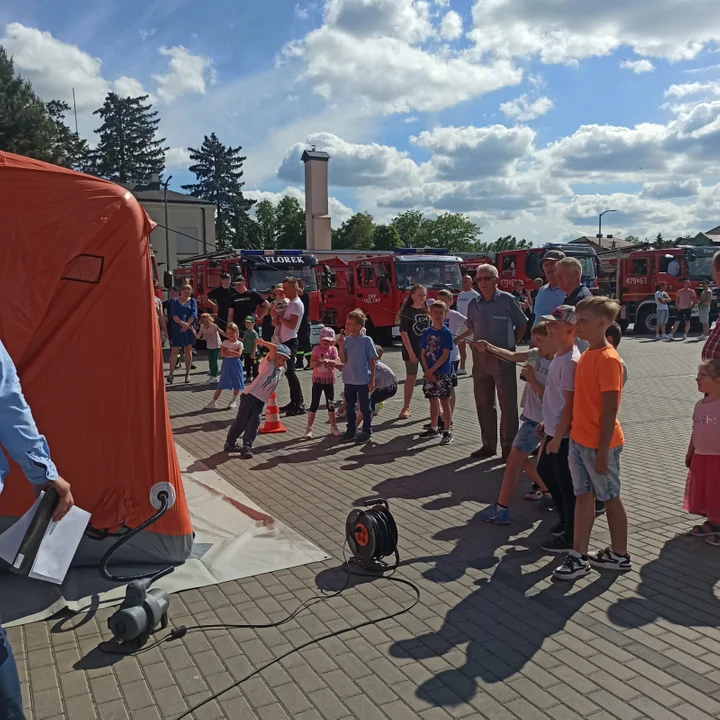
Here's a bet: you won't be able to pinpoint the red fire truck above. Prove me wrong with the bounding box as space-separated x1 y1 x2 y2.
173 249 326 322
320 249 464 344
463 244 600 292
597 245 717 334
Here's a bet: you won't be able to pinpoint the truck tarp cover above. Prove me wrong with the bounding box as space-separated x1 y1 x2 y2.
0 152 192 566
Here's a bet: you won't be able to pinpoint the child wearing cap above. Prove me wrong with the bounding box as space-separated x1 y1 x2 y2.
535 305 581 555
304 327 343 439
243 316 259 381
224 340 291 458
553 296 630 580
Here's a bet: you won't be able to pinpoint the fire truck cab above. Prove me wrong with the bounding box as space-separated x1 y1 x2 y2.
321 249 464 345
174 249 325 322
604 246 717 335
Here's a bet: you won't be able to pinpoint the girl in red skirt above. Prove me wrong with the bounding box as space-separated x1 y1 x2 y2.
685 358 720 544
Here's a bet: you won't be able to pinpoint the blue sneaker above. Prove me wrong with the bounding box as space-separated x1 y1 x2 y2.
478 503 509 525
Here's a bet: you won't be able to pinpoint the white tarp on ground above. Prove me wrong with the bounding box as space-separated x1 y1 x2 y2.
2 444 329 627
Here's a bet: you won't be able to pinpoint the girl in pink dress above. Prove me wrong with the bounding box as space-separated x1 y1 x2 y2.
303 327 343 439
685 359 720 544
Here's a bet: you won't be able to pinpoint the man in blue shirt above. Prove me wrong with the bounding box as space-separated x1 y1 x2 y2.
532 250 567 326
0 340 74 719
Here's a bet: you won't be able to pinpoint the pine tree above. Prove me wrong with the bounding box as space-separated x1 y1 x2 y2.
0 46 56 161
182 132 255 249
46 100 91 171
91 92 167 182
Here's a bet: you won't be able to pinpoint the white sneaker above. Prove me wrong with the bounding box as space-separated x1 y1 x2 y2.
654 335 661 341
330 427 341 437
205 401 217 410
210 376 219 383
700 335 708 341
662 335 672 341
228 401 237 409
457 368 468 376
303 429 313 439
682 334 688 340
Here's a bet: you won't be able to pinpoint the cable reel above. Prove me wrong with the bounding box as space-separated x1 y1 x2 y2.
345 498 399 571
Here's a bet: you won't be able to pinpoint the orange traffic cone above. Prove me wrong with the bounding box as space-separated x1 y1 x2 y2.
259 392 287 434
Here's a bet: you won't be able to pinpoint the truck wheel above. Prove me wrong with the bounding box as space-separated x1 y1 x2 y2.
635 307 656 336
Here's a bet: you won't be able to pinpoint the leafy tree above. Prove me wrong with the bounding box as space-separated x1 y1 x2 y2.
333 212 376 250
275 196 306 249
390 210 424 247
46 100 91 170
255 199 278 248
652 232 674 249
91 92 166 182
182 132 255 249
477 235 530 253
416 213 482 252
0 47 70 164
373 224 401 250
624 234 640 244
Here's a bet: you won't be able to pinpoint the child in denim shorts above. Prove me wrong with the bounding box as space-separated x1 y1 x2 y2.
553 296 631 580
477 321 555 525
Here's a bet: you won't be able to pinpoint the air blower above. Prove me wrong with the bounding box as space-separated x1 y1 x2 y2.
106 578 170 651
345 498 399 571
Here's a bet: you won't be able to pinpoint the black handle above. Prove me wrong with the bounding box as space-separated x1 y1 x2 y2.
364 498 388 507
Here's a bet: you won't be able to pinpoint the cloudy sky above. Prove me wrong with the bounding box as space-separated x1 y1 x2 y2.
3 0 720 244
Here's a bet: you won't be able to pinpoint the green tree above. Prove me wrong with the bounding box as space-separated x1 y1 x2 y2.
182 132 255 249
91 93 166 182
624 234 640 244
390 210 424 247
477 235 530 253
46 100 91 170
652 232 674 249
415 213 482 252
275 196 306 249
333 212 376 250
373 224 401 250
255 199 278 248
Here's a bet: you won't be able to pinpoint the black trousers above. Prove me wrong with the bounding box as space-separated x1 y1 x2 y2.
243 354 258 380
537 436 575 543
283 337 304 406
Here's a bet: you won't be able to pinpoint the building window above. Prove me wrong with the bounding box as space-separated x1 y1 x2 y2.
176 226 199 255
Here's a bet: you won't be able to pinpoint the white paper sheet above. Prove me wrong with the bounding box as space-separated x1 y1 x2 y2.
29 505 91 584
0 493 90 584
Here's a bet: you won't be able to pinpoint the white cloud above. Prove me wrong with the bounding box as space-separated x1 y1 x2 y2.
619 59 654 74
641 179 701 200
665 81 720 97
403 116 419 123
165 147 192 169
411 124 536 179
0 22 111 110
683 64 720 74
277 132 422 188
500 94 553 121
153 46 215 103
295 3 311 20
113 76 149 99
439 11 463 42
244 186 354 226
469 0 720 65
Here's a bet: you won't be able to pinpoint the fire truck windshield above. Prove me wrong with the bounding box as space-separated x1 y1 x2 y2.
249 265 317 294
687 252 715 281
576 255 597 282
394 260 463 290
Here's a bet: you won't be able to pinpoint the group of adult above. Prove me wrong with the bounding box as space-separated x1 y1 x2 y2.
394 249 593 460
159 273 312 414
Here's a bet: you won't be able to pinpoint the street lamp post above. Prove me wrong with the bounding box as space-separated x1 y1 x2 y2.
598 209 617 240
162 175 173 289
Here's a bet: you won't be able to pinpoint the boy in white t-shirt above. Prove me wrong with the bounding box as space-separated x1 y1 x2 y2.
455 275 480 375
655 282 671 341
224 340 291 458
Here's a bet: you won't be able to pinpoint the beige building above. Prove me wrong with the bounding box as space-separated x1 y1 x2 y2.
302 148 332 250
122 180 216 274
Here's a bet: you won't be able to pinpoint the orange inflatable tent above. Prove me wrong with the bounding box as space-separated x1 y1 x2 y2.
0 152 192 566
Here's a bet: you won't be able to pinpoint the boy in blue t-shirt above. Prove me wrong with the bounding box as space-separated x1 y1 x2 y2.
419 300 455 445
338 308 378 443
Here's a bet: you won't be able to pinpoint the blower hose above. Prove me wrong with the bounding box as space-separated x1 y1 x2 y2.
98 491 174 583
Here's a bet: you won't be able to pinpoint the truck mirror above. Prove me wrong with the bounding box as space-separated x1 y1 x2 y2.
163 270 173 290
230 263 241 276
379 276 390 294
687 251 697 262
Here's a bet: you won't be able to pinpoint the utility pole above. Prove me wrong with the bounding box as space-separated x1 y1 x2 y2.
71 88 79 135
162 175 173 289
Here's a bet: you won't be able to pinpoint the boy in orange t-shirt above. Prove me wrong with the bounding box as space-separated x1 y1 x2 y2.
553 296 630 580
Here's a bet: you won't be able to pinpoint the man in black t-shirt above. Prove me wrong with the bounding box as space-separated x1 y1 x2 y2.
228 276 270 328
207 273 237 331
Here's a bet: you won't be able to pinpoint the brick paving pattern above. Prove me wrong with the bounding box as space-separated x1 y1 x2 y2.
10 335 720 720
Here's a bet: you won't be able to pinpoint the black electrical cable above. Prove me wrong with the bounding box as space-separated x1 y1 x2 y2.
169 539 420 720
98 492 175 584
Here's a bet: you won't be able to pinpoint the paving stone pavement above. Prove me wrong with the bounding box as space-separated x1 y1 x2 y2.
10 335 720 720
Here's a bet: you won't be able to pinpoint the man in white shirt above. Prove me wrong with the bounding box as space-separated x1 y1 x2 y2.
455 274 480 375
272 276 305 415
667 258 681 277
